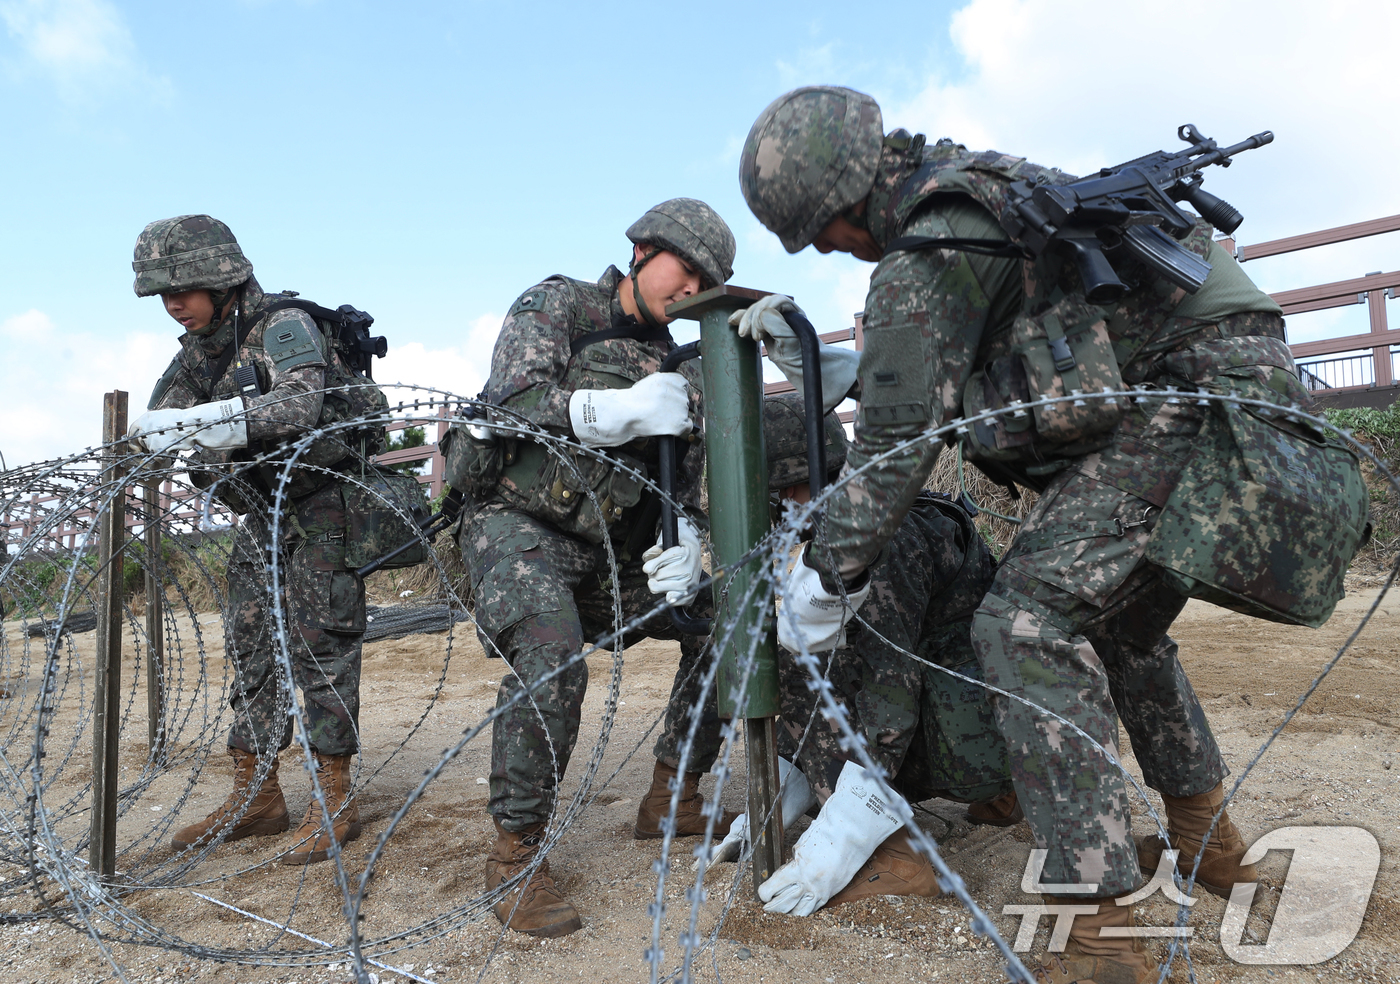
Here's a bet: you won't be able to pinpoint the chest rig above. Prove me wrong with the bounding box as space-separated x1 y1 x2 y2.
444 275 686 545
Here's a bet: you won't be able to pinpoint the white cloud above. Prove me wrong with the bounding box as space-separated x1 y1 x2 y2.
0 308 503 468
882 0 1400 243
0 308 171 466
0 307 54 338
375 311 501 412
0 0 165 103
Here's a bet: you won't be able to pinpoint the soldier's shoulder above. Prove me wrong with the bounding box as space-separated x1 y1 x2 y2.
250 301 326 369
507 275 590 318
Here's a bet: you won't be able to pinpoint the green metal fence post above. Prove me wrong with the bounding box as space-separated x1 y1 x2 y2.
668 286 783 897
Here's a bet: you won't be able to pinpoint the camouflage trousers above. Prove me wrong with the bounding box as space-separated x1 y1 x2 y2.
779 494 1010 805
972 379 1233 897
461 504 722 831
225 481 365 757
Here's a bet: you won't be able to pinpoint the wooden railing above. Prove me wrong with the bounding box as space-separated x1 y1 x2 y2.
1220 214 1400 400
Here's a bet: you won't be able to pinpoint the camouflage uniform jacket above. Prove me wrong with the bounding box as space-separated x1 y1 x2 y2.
479 265 705 542
819 137 1291 582
149 275 386 500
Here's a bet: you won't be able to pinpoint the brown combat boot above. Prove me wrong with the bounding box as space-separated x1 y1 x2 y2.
823 827 944 909
1137 782 1258 899
281 752 362 865
634 760 740 840
171 748 288 849
1036 893 1158 984
965 789 1024 827
484 820 583 938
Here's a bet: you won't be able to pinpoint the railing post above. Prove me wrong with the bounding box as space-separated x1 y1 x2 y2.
143 476 165 761
669 286 784 898
91 390 128 881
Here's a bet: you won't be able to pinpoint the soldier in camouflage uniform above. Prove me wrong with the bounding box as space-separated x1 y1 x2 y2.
734 88 1294 979
455 199 739 938
127 215 382 866
751 393 1015 911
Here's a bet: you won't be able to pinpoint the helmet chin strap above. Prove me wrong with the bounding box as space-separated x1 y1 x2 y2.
627 247 664 327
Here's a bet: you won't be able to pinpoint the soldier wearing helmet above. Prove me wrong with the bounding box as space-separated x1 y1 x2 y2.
736 88 1287 979
714 394 1015 912
452 199 737 938
127 215 384 868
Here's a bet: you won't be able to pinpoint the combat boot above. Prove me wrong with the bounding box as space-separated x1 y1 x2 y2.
1036 893 1158 984
171 748 288 849
281 752 362 865
1137 782 1258 898
965 789 1024 827
823 827 944 909
484 820 583 938
634 760 740 839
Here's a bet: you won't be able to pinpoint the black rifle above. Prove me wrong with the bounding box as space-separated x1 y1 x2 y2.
998 124 1274 304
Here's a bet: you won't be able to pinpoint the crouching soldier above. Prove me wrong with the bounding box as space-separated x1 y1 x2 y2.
448 199 740 937
128 215 389 865
714 393 1015 913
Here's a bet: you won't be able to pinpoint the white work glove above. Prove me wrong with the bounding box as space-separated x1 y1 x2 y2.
729 294 860 415
777 555 871 654
711 757 817 865
568 372 692 448
759 760 906 916
641 516 704 604
126 399 248 455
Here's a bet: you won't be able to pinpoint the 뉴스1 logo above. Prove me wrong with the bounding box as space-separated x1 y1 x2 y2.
1002 826 1380 965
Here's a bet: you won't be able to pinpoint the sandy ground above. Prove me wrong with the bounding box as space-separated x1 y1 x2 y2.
1 578 1398 984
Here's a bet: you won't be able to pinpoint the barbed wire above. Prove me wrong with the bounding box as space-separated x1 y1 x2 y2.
0 382 1390 983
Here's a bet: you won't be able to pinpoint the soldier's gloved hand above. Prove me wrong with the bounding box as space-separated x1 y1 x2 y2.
759 760 906 916
568 372 692 448
126 399 248 455
729 294 860 415
777 552 871 653
710 757 816 865
642 516 704 604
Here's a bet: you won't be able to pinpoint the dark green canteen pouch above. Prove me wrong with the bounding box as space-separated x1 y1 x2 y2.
439 423 503 500
1144 370 1370 627
342 466 433 570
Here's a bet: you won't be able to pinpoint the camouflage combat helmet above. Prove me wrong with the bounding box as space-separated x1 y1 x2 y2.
132 214 253 297
626 198 736 290
764 392 848 490
739 86 884 253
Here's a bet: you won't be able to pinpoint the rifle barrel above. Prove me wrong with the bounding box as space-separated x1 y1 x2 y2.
1179 130 1274 177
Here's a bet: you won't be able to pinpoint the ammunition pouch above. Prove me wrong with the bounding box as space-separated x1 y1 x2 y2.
341 466 433 571
960 295 1127 478
1145 369 1370 627
497 439 646 545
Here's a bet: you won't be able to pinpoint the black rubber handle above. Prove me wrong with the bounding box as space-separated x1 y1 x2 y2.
779 310 827 499
657 342 710 635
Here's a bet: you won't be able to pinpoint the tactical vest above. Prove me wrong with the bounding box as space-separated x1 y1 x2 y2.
443 275 687 545
889 141 1274 481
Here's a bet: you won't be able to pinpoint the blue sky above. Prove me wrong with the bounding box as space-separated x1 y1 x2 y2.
3 0 1399 465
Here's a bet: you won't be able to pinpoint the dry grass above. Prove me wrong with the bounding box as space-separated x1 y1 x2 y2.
924 449 1037 557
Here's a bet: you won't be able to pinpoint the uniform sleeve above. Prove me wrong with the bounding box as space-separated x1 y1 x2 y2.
485 285 576 434
818 199 1020 582
242 309 328 443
